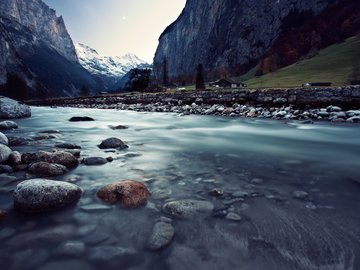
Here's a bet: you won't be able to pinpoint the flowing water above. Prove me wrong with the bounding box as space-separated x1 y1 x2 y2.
1 106 360 270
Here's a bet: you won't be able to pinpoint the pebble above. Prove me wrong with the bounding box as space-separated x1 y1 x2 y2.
225 212 242 221
292 190 309 199
147 221 175 251
163 199 214 219
0 120 18 130
83 157 108 166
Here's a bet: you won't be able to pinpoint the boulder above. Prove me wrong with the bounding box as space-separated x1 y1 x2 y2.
83 157 108 166
98 137 128 150
8 151 22 166
0 144 12 164
147 222 175 251
0 132 8 145
69 116 94 122
0 97 31 119
0 165 13 173
21 151 52 164
0 120 18 130
163 199 214 219
13 179 82 213
49 151 79 169
97 180 150 208
29 162 68 176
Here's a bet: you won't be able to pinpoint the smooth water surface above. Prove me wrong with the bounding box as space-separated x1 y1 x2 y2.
1 106 360 270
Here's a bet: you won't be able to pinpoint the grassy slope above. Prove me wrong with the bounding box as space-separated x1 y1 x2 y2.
243 36 360 88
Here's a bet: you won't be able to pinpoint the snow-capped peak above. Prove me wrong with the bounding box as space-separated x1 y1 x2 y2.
75 43 150 78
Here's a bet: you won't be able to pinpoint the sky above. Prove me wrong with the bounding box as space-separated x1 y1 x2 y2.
43 0 186 63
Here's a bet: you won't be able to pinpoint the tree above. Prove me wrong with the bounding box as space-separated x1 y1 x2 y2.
80 84 90 96
195 64 205 90
162 57 168 86
125 68 151 92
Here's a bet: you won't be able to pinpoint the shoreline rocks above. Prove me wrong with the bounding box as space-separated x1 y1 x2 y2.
26 86 360 123
163 199 214 219
147 221 175 251
13 179 82 213
97 180 150 208
98 137 128 150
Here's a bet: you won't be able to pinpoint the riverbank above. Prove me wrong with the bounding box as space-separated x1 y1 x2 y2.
27 86 360 122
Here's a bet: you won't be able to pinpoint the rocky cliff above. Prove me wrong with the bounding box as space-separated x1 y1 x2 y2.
0 0 98 98
153 0 339 83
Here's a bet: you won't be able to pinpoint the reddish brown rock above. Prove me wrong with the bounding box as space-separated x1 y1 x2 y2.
97 180 150 209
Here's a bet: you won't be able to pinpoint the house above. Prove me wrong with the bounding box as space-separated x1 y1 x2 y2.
209 78 244 88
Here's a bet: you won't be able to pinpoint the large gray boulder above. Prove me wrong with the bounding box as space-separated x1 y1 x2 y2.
0 132 8 145
13 179 82 213
0 97 31 119
0 144 11 163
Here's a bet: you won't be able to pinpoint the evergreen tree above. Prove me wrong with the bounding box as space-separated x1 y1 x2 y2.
195 64 205 90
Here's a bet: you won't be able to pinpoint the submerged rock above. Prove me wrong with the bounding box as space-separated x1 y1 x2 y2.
0 97 31 119
29 162 68 176
147 221 175 251
0 120 18 130
83 157 108 166
97 180 150 208
88 246 135 262
163 199 214 219
109 125 129 130
0 144 12 164
13 179 82 213
0 132 8 145
69 116 94 122
55 143 81 149
292 190 309 199
98 137 128 150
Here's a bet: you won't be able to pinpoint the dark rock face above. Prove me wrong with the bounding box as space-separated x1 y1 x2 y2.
153 0 337 81
13 179 82 213
0 0 99 97
97 180 150 208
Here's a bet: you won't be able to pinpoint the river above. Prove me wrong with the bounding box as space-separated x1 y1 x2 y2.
1 106 360 270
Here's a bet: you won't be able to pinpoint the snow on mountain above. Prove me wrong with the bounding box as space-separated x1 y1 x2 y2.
75 43 150 83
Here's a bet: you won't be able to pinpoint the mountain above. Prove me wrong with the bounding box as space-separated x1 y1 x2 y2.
75 43 151 90
0 0 99 98
153 0 359 84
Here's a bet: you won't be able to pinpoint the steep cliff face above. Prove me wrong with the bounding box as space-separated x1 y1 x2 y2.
0 0 77 62
0 0 98 98
153 0 338 82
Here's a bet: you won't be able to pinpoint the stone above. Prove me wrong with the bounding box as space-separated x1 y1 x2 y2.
209 188 224 197
0 164 13 173
56 241 86 257
8 151 21 166
29 162 68 176
225 212 242 221
69 116 94 122
55 143 81 149
83 157 108 166
0 144 11 163
163 199 214 219
56 149 81 158
21 151 52 164
88 246 135 262
8 136 33 146
147 222 175 251
49 151 79 169
0 97 31 119
98 137 128 150
39 129 60 134
292 190 309 199
14 179 82 213
97 180 150 208
0 120 18 130
109 125 128 130
0 132 8 145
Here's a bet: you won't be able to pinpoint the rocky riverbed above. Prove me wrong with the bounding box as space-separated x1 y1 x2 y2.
27 86 360 123
0 103 360 270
